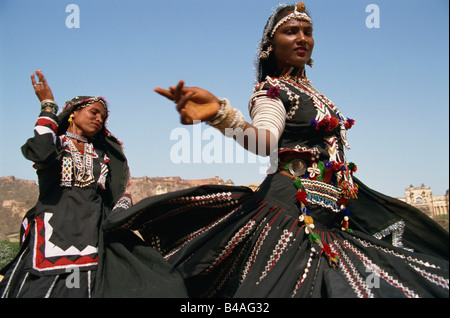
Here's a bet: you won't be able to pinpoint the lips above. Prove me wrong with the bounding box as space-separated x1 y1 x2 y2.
295 46 307 54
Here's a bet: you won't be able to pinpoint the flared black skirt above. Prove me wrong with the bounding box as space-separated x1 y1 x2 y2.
103 173 449 298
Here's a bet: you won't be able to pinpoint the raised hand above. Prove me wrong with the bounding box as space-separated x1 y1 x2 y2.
154 80 220 125
31 70 54 102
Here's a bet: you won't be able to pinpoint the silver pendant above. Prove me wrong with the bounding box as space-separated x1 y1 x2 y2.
288 159 307 177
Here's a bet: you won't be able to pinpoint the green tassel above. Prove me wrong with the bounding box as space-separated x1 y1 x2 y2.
294 178 303 189
309 233 320 243
317 162 325 181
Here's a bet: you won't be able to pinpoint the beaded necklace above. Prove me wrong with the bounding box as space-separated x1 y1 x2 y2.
66 139 97 187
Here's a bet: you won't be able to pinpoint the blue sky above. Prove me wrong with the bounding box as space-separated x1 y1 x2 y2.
0 0 448 198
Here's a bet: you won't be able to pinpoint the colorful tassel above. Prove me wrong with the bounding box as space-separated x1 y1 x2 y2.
321 242 341 268
296 190 308 204
294 178 303 189
327 255 341 268
267 85 280 98
344 118 355 129
348 162 357 174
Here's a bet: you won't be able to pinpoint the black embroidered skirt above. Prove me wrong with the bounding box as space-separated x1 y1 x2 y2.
102 173 449 298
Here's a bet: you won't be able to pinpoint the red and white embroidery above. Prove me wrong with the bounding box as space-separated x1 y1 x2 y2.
32 212 98 273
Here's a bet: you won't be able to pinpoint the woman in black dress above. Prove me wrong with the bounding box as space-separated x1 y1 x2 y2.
103 2 448 298
0 71 186 298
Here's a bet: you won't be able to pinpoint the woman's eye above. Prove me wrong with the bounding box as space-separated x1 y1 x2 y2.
285 28 297 34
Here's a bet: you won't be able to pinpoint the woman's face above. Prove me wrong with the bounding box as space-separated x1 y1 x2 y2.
272 17 314 70
71 102 107 137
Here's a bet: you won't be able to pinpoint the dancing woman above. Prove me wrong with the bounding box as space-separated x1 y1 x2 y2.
0 71 186 298
104 3 448 298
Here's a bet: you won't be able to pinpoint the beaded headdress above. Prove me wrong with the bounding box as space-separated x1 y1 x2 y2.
64 96 108 112
270 2 311 37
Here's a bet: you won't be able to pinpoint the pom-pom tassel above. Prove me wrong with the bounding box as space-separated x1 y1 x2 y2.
322 242 341 268
296 190 308 204
340 207 353 233
327 254 341 268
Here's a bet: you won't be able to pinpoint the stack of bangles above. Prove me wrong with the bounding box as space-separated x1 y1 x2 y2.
206 98 246 136
41 99 59 115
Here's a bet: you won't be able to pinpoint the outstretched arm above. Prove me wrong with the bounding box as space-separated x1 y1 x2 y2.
154 80 277 156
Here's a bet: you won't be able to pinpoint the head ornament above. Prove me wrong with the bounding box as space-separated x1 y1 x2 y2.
270 2 312 38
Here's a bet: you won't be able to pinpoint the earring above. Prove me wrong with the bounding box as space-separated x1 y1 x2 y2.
259 45 273 59
68 113 74 129
307 58 314 68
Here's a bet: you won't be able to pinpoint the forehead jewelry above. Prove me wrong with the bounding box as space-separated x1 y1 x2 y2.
270 2 312 37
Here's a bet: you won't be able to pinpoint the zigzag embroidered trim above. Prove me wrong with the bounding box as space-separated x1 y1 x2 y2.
162 205 243 259
241 220 271 283
112 195 132 211
356 236 448 290
355 237 442 270
122 191 239 231
207 219 256 273
291 249 315 297
258 229 294 283
340 239 419 298
333 240 376 298
408 263 449 290
140 192 248 257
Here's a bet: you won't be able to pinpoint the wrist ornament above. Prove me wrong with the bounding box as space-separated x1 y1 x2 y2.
206 98 246 135
41 99 58 114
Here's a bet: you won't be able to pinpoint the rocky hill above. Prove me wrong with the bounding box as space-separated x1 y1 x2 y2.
0 176 39 241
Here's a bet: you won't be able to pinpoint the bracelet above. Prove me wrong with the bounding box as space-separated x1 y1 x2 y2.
41 99 59 114
207 98 246 136
207 98 230 126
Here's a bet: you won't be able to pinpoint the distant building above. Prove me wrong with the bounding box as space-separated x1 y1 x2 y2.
397 184 449 219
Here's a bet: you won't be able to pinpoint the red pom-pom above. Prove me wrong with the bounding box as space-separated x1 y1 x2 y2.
318 117 329 128
322 242 332 254
345 118 355 129
332 161 343 171
267 85 280 98
297 190 308 204
329 117 339 130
